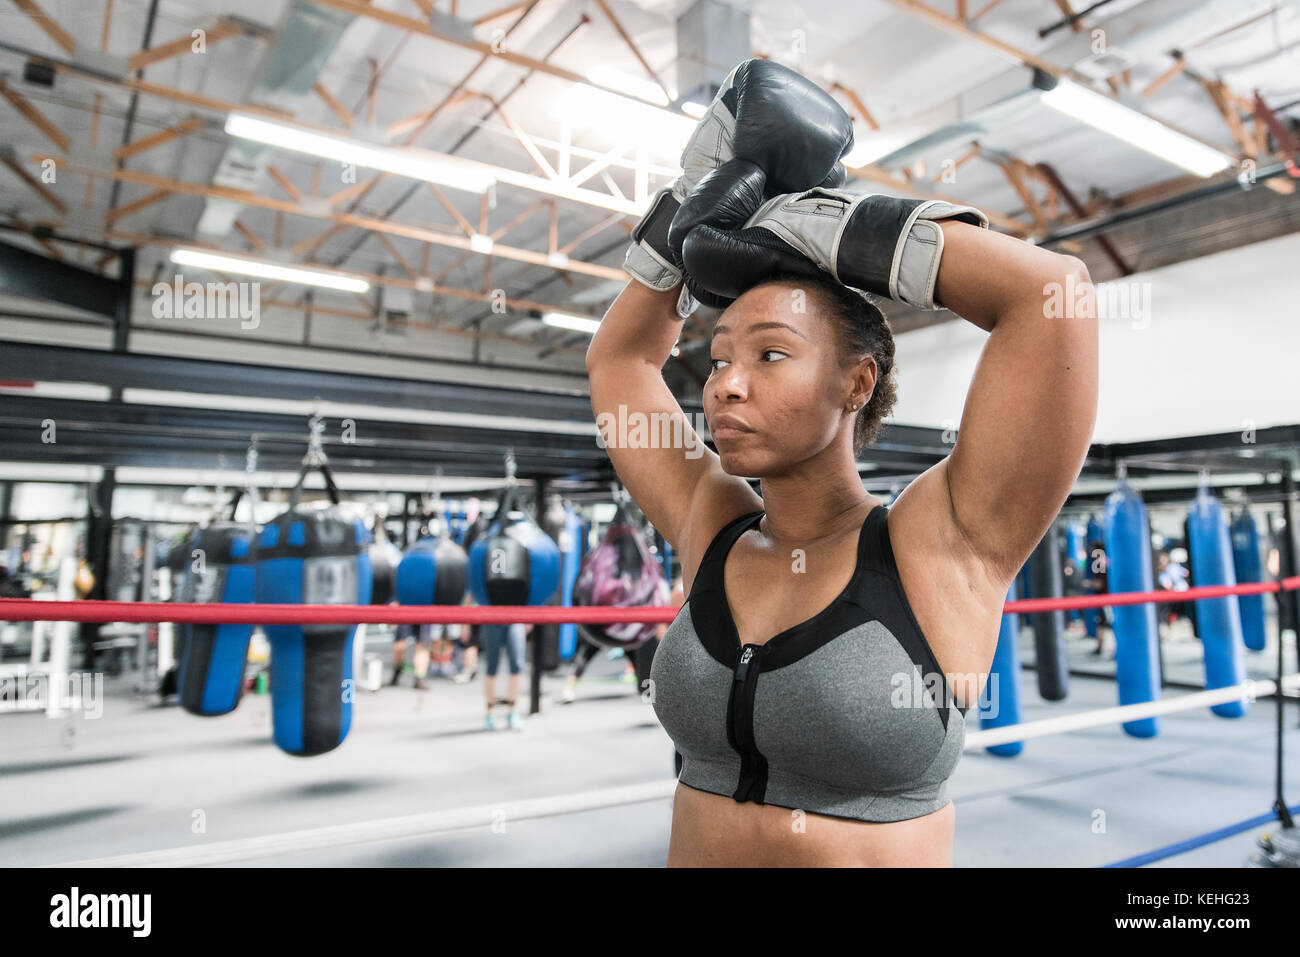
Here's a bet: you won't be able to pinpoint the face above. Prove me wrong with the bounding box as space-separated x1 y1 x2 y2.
705 283 874 477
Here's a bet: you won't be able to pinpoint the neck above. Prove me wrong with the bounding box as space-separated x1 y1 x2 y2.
757 440 875 545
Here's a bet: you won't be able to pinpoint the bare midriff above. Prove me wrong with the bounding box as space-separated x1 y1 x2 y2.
667 780 955 867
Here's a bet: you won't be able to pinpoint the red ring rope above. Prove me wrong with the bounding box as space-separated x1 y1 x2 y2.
1 577 1297 625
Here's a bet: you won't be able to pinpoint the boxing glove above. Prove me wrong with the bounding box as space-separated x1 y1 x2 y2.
624 59 854 313
681 186 990 310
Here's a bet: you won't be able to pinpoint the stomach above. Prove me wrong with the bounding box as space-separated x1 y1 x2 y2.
667 781 955 867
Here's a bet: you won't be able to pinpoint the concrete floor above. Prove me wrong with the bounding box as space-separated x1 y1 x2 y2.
1 623 1296 868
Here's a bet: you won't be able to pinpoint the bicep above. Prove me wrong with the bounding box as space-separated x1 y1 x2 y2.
945 262 1098 581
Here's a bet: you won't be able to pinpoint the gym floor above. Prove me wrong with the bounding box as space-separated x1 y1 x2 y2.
1 626 1294 868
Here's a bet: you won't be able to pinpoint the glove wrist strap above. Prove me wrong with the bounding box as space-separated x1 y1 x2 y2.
837 196 987 309
625 188 683 293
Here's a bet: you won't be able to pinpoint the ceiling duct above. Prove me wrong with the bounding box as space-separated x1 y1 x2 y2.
675 0 751 108
195 0 361 238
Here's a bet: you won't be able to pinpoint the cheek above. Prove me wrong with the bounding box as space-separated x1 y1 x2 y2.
767 363 842 442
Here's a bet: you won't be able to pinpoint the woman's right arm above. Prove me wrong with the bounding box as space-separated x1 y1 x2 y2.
586 281 760 569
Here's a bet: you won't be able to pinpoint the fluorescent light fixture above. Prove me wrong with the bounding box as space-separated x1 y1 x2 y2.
680 100 708 119
551 83 696 154
225 112 496 194
1039 80 1233 177
542 311 601 335
170 247 370 293
586 66 670 107
469 233 494 254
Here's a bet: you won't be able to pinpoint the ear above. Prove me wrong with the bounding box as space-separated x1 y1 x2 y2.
849 354 878 407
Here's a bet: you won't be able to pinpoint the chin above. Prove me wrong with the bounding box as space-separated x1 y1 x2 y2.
718 447 777 478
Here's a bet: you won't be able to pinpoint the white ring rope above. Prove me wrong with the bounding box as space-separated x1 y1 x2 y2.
53 675 1299 867
964 674 1300 749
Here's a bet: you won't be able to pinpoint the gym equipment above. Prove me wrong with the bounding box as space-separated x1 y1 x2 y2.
1029 523 1069 701
573 508 669 651
176 521 257 716
1186 484 1248 717
461 512 491 556
1102 471 1161 738
538 496 574 670
1063 519 1085 623
543 496 579 660
1084 514 1104 638
257 497 372 756
625 58 855 309
368 518 402 606
680 182 987 308
1230 508 1268 652
979 580 1022 757
396 533 468 607
467 486 560 607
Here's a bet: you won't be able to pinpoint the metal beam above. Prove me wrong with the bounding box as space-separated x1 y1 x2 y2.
0 239 122 317
0 342 623 421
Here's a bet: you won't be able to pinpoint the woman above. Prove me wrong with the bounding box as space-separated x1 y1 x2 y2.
586 116 1097 865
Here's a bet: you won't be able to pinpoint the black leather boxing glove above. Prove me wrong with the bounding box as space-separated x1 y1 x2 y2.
624 58 854 317
667 159 768 309
681 187 990 310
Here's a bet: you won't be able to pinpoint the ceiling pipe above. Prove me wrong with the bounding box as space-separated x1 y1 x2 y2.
1039 161 1293 245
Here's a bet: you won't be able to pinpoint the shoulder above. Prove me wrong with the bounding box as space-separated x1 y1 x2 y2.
885 462 1011 674
678 475 762 595
888 460 1016 600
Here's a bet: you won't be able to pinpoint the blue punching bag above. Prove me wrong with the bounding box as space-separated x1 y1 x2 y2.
396 535 468 607
1187 486 1248 717
1064 520 1085 623
1230 508 1268 652
177 522 257 716
1102 474 1161 737
257 505 372 756
468 490 560 606
980 580 1023 757
558 507 582 660
1084 515 1103 638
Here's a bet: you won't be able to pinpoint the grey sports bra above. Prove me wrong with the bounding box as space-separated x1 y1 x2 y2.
650 505 966 823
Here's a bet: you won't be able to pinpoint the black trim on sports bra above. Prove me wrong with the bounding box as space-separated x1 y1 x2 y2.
685 504 963 728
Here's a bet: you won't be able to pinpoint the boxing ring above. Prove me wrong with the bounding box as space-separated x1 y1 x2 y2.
3 574 1298 867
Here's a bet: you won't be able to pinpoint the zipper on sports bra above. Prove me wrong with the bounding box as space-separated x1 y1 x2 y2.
727 643 768 804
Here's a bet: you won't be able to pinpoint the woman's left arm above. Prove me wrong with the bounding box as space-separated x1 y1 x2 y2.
932 222 1098 584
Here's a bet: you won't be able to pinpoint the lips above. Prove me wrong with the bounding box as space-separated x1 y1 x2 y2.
710 414 755 440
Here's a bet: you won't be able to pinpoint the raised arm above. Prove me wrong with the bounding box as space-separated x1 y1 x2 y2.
586 282 758 557
930 223 1097 583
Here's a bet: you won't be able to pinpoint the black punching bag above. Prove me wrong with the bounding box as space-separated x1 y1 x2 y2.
537 495 567 671
1030 522 1069 701
368 517 402 605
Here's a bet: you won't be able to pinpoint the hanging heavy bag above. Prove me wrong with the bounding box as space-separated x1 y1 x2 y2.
368 516 402 606
467 486 560 607
256 456 373 756
396 533 469 607
176 519 258 717
573 506 669 651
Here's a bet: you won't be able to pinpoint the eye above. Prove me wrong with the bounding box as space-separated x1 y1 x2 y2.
709 357 729 372
762 350 788 362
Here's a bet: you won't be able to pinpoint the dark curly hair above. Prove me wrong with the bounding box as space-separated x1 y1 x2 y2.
744 271 898 453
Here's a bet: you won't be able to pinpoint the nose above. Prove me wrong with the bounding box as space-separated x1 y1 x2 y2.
709 362 747 404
